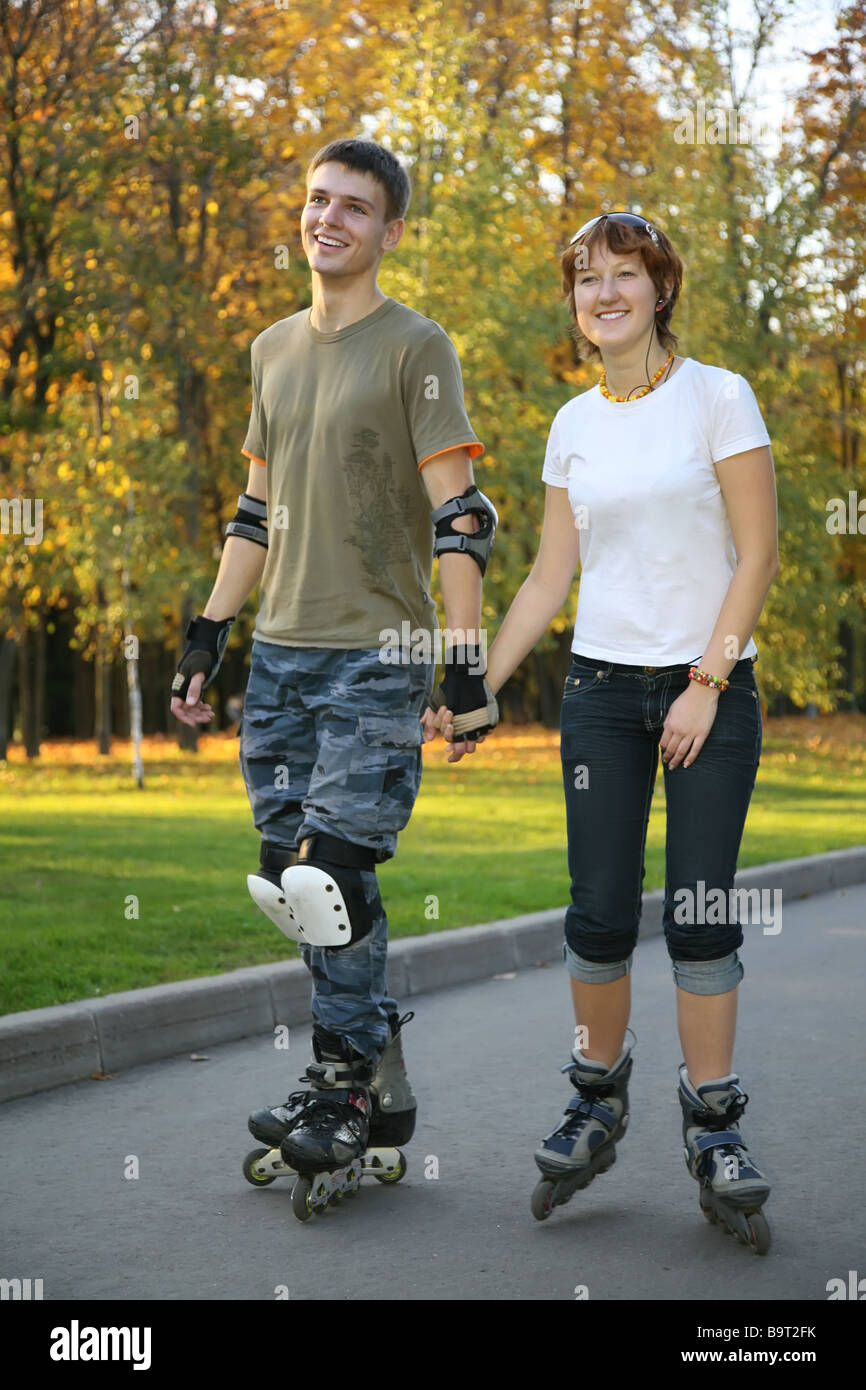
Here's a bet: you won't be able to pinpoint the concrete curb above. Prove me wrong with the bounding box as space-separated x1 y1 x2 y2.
2 847 864 1103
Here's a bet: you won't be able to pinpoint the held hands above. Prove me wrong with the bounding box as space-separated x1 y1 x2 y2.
421 701 488 763
660 681 720 769
420 643 499 763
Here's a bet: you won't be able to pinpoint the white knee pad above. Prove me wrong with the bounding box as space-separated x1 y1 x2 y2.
247 865 354 947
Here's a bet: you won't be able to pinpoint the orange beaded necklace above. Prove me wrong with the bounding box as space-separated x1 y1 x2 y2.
600 349 674 403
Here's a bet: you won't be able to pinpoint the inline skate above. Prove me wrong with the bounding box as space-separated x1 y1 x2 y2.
531 1030 635 1221
243 1015 414 1221
678 1063 771 1255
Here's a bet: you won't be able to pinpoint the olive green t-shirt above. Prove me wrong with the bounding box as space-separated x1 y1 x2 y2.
241 296 484 648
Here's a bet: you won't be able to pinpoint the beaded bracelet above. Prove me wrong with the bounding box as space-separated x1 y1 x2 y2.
689 665 729 692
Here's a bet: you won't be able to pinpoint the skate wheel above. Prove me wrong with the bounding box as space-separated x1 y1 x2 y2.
374 1151 407 1184
531 1179 556 1222
747 1210 771 1256
242 1147 277 1187
699 1188 717 1223
291 1177 313 1222
328 1190 343 1206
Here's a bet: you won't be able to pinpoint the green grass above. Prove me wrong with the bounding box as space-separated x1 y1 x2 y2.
1 719 864 1014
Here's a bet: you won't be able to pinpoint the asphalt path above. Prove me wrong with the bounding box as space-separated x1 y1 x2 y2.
1 884 863 1303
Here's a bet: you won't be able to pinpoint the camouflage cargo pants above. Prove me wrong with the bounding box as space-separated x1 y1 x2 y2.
239 641 434 1063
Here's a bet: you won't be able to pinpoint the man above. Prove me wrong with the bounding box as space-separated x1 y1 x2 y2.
170 138 498 1182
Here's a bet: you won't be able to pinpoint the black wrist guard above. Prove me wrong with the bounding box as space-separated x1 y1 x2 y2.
171 614 235 702
430 644 499 741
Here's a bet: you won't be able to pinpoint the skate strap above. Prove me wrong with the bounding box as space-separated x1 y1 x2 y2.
691 1128 745 1156
297 833 376 871
565 1095 615 1126
544 1096 615 1157
308 1064 371 1090
692 1096 746 1126
307 1061 361 1084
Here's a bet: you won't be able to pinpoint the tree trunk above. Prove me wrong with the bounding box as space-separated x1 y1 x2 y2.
854 623 866 713
123 486 144 785
0 634 16 759
94 629 112 755
74 648 93 738
17 629 31 753
17 625 43 758
532 648 558 728
34 619 45 753
125 642 144 787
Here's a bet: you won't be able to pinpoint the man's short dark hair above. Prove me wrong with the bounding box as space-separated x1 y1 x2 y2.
306 138 411 224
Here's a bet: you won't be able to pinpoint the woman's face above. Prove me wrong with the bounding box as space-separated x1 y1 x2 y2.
573 241 659 353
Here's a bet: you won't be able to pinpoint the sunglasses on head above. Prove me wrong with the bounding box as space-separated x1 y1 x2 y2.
569 212 660 247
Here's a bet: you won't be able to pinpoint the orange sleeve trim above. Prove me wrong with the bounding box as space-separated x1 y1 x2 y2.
417 440 484 470
241 448 267 466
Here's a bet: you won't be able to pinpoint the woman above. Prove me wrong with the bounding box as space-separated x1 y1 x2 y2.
434 211 779 1252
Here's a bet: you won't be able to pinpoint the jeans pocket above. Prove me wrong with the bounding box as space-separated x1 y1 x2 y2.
725 682 759 707
345 714 424 842
710 682 761 765
563 669 604 698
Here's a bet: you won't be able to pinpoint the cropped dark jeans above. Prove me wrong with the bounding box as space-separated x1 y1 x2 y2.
560 651 762 995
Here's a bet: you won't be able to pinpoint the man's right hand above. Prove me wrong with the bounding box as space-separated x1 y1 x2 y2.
429 643 499 743
170 613 235 726
171 671 215 727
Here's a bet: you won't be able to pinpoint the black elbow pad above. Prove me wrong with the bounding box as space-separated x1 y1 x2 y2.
431 485 497 575
226 493 268 549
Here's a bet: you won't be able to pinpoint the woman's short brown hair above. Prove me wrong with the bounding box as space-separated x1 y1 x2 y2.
561 217 684 363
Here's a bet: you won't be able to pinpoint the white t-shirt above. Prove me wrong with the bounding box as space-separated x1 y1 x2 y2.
541 357 772 664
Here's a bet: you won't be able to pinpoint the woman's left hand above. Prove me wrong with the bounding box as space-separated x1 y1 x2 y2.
660 683 721 769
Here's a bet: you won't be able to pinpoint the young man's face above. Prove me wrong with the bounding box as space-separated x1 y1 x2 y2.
574 241 661 352
302 162 402 280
